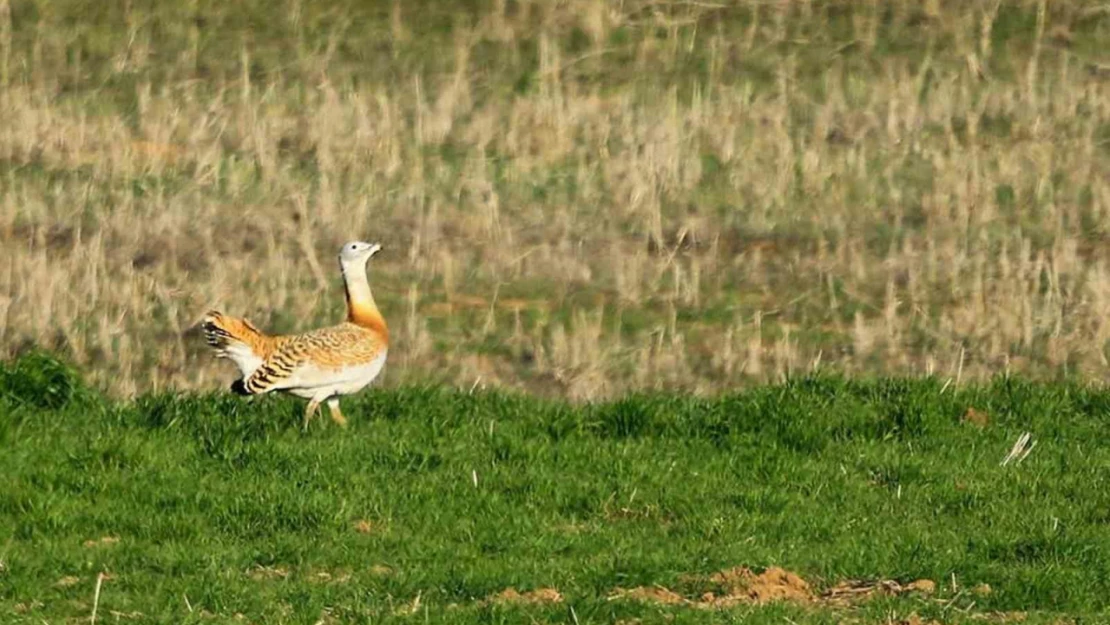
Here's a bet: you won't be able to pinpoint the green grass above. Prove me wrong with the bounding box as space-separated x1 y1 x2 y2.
2 353 1109 623
5 1 1110 394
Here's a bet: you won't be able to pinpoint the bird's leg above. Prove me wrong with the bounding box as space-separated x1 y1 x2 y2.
327 398 347 428
303 398 322 431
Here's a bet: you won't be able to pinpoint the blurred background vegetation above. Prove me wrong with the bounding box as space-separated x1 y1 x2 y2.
2 0 1110 398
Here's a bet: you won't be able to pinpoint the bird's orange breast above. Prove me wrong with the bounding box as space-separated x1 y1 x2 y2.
349 302 389 344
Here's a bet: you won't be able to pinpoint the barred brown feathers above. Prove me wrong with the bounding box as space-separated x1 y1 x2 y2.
203 311 271 356
240 323 387 395
201 241 388 430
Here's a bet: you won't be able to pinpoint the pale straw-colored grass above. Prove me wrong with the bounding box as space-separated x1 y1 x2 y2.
2 1 1109 399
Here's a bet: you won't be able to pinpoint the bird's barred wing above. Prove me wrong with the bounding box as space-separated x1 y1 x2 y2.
239 325 386 395
238 337 307 394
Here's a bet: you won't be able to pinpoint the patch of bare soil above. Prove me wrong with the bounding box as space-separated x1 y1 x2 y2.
609 567 945 610
368 564 393 576
962 407 990 427
610 567 813 608
707 566 813 605
970 611 1027 622
308 569 352 584
247 565 289 581
971 583 993 596
488 587 564 605
82 536 120 548
823 578 936 605
608 586 689 605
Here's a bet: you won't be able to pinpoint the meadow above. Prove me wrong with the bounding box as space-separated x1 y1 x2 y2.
3 351 1110 623
5 1 1110 623
2 1 1110 398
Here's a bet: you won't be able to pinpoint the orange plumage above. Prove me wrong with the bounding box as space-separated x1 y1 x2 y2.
202 241 388 429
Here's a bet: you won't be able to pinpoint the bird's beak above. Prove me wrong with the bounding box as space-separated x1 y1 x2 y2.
368 243 382 256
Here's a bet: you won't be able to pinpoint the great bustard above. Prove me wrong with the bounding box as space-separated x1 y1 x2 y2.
202 241 388 429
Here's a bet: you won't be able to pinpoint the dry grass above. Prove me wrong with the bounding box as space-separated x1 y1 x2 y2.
1 1 1109 398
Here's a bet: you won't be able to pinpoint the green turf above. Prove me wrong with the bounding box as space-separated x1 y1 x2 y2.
1 352 1108 623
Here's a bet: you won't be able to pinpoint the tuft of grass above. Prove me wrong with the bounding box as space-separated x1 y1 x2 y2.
0 349 89 411
2 353 1110 622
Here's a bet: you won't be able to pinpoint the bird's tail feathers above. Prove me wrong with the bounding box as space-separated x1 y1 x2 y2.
229 378 251 396
202 310 270 377
202 310 265 349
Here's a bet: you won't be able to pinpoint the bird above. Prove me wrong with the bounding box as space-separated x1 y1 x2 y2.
202 241 388 429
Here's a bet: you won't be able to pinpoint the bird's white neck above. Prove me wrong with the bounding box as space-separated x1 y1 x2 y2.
342 261 387 338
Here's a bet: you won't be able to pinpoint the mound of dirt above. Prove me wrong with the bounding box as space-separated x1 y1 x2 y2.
823 578 936 604
247 565 289 581
368 564 393 576
489 587 563 605
708 566 813 605
610 567 814 608
907 579 937 594
609 567 945 610
608 586 688 605
962 407 990 427
971 610 1026 622
82 536 120 548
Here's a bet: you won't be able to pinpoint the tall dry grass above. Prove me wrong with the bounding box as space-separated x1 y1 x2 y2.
2 1 1110 398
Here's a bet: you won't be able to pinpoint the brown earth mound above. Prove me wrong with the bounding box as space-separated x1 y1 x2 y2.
962 407 990 427
823 578 936 604
608 586 688 605
247 565 289 581
610 567 814 608
609 566 944 610
83 536 120 548
708 566 813 604
489 587 563 605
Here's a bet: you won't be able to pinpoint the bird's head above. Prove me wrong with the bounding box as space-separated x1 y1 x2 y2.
339 241 382 270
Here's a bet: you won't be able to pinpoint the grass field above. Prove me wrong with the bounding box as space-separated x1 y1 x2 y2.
5 2 1110 623
3 1 1110 397
3 352 1110 623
